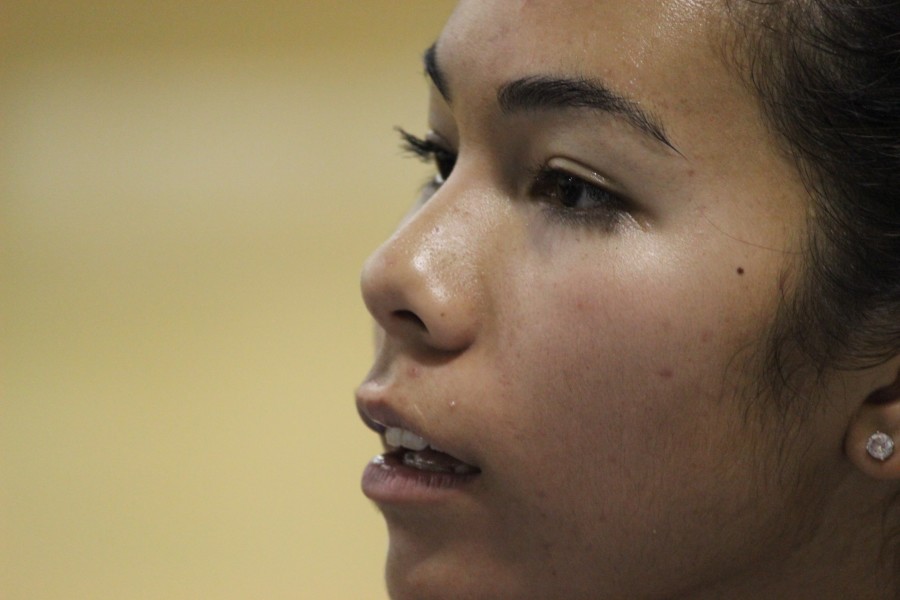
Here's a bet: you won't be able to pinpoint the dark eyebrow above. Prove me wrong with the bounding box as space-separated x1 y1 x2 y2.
498 76 679 153
423 43 680 155
423 43 451 102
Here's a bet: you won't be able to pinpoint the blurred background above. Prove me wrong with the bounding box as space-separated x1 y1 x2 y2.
1 2 455 598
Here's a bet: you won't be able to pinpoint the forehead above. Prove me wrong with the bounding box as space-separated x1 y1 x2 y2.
442 0 718 65
436 0 753 158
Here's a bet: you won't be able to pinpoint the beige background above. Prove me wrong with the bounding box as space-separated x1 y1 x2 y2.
1 2 455 598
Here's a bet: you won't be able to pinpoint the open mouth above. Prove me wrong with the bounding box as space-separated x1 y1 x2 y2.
359 407 482 502
383 426 481 476
357 401 482 501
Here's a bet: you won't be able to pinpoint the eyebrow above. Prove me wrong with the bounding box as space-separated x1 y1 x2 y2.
423 43 680 154
423 43 451 102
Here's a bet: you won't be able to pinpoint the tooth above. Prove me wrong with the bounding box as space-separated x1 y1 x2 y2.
384 427 428 451
403 451 447 473
400 429 428 451
385 427 403 447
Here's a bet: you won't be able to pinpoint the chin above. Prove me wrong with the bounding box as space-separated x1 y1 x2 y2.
381 526 610 600
382 531 529 600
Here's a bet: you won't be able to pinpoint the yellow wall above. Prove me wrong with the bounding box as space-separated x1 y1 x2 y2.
1 2 455 598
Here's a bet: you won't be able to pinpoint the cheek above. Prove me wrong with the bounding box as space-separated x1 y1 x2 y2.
498 244 764 423
483 242 781 547
464 292 768 593
495 276 728 482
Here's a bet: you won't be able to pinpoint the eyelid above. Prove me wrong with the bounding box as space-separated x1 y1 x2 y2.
425 130 456 155
544 157 627 198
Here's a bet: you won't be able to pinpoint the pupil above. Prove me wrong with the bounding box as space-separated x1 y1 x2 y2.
559 175 579 207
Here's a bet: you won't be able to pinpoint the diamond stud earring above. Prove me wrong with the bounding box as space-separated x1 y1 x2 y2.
866 431 895 462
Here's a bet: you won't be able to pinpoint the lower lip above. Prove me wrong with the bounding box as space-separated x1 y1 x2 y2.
361 452 479 504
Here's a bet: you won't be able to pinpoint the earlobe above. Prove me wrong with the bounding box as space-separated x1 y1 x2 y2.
845 370 900 480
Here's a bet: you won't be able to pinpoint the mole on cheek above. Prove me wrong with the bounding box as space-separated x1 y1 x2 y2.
736 267 745 275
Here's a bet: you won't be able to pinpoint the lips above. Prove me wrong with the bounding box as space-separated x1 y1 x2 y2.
384 426 481 475
358 397 482 502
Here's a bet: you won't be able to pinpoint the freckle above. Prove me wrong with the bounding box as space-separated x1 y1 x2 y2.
736 267 745 275
658 368 674 379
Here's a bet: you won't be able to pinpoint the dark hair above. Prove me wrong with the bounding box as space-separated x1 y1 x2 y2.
723 0 900 582
722 1 900 391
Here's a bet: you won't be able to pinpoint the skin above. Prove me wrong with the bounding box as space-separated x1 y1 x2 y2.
357 1 900 598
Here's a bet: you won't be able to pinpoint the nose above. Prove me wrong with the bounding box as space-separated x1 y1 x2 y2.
360 189 484 355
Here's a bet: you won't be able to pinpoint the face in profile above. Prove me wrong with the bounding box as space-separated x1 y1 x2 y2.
356 1 891 598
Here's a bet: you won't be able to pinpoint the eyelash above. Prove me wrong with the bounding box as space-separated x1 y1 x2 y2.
398 128 456 188
398 128 630 229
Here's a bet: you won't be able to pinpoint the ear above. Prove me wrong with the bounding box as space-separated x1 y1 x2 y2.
845 365 900 480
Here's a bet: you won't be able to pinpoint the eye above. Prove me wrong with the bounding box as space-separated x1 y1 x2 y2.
397 128 457 185
529 167 631 228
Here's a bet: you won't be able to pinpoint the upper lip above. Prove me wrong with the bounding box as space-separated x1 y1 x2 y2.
355 384 480 468
356 400 388 435
356 395 421 439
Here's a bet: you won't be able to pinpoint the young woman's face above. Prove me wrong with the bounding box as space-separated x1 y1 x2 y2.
357 1 851 598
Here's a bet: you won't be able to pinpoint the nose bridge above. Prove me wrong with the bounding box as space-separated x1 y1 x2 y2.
361 186 489 354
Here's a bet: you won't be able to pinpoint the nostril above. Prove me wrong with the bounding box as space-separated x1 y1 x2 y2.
393 309 427 332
